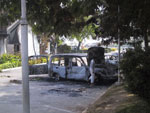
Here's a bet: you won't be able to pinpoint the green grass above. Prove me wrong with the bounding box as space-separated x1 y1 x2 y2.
86 84 150 113
116 97 150 113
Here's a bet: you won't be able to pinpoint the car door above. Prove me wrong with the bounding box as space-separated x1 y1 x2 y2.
29 55 48 75
49 56 66 78
67 57 88 81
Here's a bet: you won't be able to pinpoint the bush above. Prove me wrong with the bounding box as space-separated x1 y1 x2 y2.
28 57 47 65
0 54 21 70
57 44 71 53
0 54 21 63
120 47 150 102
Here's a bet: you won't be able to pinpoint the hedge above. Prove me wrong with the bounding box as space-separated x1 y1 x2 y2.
120 47 150 103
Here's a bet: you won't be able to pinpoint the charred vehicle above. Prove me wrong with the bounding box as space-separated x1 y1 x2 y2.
87 47 118 81
48 53 90 81
29 55 48 75
28 54 90 81
29 47 118 82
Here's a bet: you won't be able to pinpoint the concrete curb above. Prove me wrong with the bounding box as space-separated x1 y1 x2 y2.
2 67 21 72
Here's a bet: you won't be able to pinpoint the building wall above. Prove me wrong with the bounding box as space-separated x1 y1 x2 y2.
1 22 40 56
18 25 40 56
7 44 15 54
0 25 7 55
0 37 7 55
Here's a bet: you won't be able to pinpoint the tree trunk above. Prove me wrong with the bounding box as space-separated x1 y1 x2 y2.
144 28 149 49
32 32 36 56
54 43 57 54
77 41 81 51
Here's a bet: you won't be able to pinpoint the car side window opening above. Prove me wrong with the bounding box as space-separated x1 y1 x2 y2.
82 57 88 66
52 57 59 66
28 56 48 65
64 57 69 67
59 57 65 66
72 57 77 66
71 57 84 67
76 58 84 67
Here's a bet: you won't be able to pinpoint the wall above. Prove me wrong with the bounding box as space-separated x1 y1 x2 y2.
18 25 40 56
0 37 7 55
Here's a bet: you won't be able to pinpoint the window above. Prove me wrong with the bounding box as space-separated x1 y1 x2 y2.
52 57 59 66
28 56 47 65
72 57 77 66
14 44 20 52
76 58 83 67
59 57 65 66
71 57 84 67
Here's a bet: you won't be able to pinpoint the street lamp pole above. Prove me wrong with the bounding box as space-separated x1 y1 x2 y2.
118 5 121 83
21 0 30 113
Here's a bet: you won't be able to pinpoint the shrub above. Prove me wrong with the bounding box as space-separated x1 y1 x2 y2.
57 44 71 53
0 61 21 69
120 47 150 102
0 54 21 63
28 57 47 65
0 54 21 70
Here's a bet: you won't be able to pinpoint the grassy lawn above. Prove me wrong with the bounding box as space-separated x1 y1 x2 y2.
85 84 150 113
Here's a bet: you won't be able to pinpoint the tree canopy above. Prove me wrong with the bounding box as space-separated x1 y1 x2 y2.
97 0 150 47
0 0 150 47
0 0 102 35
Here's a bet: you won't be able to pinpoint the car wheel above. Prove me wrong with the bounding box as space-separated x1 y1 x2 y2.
95 74 102 84
52 73 60 81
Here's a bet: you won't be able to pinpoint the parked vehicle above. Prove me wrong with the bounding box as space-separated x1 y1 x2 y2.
28 55 48 75
87 47 117 80
29 47 118 82
48 53 90 81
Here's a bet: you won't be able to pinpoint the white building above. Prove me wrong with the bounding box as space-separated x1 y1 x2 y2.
0 27 7 55
7 20 40 56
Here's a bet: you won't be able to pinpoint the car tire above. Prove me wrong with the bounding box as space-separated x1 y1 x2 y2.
52 73 60 81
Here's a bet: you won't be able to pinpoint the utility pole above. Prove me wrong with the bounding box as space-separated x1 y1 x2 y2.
21 0 30 113
118 5 121 83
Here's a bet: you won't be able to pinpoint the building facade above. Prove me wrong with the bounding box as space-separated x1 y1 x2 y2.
0 20 40 56
0 26 7 55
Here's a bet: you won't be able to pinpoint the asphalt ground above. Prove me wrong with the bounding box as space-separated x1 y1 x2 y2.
0 67 111 113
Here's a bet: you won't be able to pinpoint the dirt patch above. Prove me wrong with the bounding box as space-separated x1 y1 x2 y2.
75 106 86 112
48 87 84 97
41 87 87 97
29 76 52 81
84 83 150 113
10 80 22 84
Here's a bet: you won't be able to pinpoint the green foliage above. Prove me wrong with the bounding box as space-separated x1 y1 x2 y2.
116 100 150 113
0 0 102 36
72 23 97 41
0 0 21 26
28 57 47 65
0 54 21 70
0 62 20 69
57 44 71 53
0 54 21 63
1 0 150 47
97 0 150 47
120 47 150 102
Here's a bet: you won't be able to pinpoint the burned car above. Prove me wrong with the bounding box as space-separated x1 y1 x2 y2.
29 55 48 75
29 47 118 83
48 53 90 81
87 47 118 80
